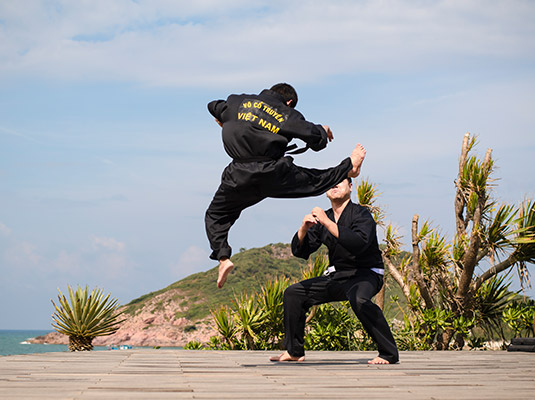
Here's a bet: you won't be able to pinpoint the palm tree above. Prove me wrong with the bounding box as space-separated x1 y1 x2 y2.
383 133 535 349
51 285 125 351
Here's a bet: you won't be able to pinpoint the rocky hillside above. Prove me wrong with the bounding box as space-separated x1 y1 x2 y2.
31 243 309 347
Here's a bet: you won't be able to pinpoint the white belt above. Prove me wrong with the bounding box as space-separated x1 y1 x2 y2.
323 266 384 276
323 266 336 276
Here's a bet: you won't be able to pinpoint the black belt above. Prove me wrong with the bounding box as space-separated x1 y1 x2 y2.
232 143 309 163
285 144 309 155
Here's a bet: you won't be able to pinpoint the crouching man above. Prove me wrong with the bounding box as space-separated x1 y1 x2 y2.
270 177 399 364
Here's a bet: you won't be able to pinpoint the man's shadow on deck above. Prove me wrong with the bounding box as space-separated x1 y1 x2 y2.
242 359 374 367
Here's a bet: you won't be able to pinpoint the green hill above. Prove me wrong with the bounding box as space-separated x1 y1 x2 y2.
123 242 406 322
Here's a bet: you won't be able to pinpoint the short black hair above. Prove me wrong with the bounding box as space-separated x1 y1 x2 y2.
346 177 353 185
270 83 298 108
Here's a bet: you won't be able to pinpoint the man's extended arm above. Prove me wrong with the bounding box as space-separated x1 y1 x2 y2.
279 109 331 152
207 100 228 123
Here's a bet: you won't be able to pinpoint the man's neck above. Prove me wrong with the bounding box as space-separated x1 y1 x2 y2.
331 197 351 220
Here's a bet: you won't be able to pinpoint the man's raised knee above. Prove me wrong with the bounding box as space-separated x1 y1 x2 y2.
284 284 299 301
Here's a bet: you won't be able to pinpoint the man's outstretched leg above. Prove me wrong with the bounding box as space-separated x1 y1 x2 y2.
349 143 366 178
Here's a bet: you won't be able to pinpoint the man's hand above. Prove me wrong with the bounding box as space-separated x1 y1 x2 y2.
302 214 317 230
322 125 334 142
297 214 317 244
311 207 329 226
312 207 339 238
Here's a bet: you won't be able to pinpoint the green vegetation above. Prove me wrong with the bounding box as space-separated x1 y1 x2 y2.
51 286 125 351
123 243 310 320
382 133 535 349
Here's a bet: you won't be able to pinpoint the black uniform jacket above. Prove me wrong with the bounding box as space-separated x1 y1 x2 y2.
208 89 328 161
291 201 384 276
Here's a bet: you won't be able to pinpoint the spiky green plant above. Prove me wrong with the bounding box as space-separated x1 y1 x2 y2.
51 285 125 351
184 340 204 350
472 275 515 338
301 250 329 280
233 293 264 349
356 178 385 225
210 305 239 349
258 277 289 348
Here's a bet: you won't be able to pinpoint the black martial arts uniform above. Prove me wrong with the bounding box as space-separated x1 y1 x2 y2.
205 88 352 261
285 200 399 364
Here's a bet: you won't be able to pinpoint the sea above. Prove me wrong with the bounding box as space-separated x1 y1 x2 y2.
0 330 107 356
0 330 183 356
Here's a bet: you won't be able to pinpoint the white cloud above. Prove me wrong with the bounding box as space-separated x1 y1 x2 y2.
91 235 125 252
1 1 533 86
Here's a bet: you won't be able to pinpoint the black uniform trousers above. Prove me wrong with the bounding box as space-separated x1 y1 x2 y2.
205 156 352 261
283 268 399 364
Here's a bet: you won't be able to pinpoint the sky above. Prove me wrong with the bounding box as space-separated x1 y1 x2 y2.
1 0 534 329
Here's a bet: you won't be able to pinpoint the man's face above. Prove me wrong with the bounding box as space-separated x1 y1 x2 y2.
326 179 352 201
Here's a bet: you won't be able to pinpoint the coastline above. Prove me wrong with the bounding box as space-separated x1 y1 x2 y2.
0 330 185 357
0 330 68 356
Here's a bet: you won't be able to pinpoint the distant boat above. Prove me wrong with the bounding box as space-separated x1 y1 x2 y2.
107 344 132 350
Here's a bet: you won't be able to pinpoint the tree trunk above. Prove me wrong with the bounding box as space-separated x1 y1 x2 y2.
453 332 465 350
68 335 94 351
383 257 411 300
440 329 455 350
411 215 434 309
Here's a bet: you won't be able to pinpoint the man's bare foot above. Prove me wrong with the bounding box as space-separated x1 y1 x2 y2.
349 143 366 178
368 356 390 364
217 258 234 289
269 351 305 362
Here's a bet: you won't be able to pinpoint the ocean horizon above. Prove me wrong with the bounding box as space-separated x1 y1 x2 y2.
0 330 107 356
0 330 184 356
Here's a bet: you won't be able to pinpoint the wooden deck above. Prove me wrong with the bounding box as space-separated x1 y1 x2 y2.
1 349 534 399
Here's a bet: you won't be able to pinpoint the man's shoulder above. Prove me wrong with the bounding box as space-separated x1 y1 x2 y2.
227 93 253 101
347 201 374 218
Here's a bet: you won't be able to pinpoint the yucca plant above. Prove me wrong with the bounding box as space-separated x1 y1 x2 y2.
211 305 239 349
258 277 289 348
356 178 385 225
233 293 264 349
51 285 125 351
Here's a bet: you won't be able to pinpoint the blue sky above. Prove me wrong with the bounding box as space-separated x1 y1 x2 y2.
1 1 534 329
